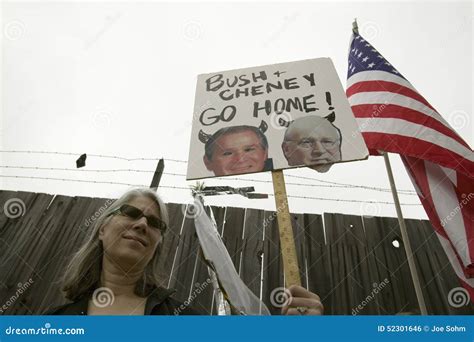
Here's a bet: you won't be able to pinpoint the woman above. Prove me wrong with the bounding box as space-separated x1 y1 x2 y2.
48 188 323 315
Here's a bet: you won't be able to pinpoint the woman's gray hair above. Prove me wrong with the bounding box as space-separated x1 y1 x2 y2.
61 188 170 301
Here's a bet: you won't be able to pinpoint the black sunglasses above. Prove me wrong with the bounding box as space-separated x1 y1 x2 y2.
110 204 167 233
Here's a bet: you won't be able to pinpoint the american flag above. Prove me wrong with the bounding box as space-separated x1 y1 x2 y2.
346 32 474 299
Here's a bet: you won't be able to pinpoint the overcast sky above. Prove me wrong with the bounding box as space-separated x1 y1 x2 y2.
1 0 472 219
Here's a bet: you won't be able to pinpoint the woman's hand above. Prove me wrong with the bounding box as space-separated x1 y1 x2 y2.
281 285 324 316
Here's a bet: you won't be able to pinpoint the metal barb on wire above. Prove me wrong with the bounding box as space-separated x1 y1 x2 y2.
190 181 206 198
196 185 268 199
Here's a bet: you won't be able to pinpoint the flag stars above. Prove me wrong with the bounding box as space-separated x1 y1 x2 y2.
377 55 383 59
365 43 370 47
368 62 375 68
384 62 392 66
392 69 399 74
362 56 369 62
357 52 363 58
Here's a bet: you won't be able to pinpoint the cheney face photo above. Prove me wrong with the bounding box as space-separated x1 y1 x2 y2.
282 116 342 168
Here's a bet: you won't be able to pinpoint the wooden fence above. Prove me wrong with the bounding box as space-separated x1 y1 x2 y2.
0 190 472 315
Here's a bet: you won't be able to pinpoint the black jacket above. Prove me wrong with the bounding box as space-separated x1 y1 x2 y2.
46 287 202 315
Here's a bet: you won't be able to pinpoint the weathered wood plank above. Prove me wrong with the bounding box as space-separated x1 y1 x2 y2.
261 211 284 315
221 207 245 271
239 208 264 299
291 213 307 288
157 203 185 286
1 190 471 315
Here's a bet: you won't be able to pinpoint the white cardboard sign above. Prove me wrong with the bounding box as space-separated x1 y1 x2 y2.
186 58 368 180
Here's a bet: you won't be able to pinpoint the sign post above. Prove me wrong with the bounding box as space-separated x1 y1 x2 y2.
272 170 301 287
187 57 369 292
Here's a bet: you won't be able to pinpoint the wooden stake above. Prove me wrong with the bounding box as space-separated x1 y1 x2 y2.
271 170 301 287
150 158 164 190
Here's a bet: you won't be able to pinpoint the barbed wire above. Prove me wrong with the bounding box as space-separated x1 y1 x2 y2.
282 174 416 194
0 165 157 173
0 164 417 195
0 175 422 206
0 175 148 187
0 150 189 164
267 194 420 206
0 150 161 162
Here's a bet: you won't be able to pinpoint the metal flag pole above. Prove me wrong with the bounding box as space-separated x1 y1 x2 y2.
352 18 427 315
383 152 428 315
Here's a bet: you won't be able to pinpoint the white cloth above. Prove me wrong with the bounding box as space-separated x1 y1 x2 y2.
193 196 270 315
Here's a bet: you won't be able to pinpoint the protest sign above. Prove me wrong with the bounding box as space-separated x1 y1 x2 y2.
187 57 368 180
